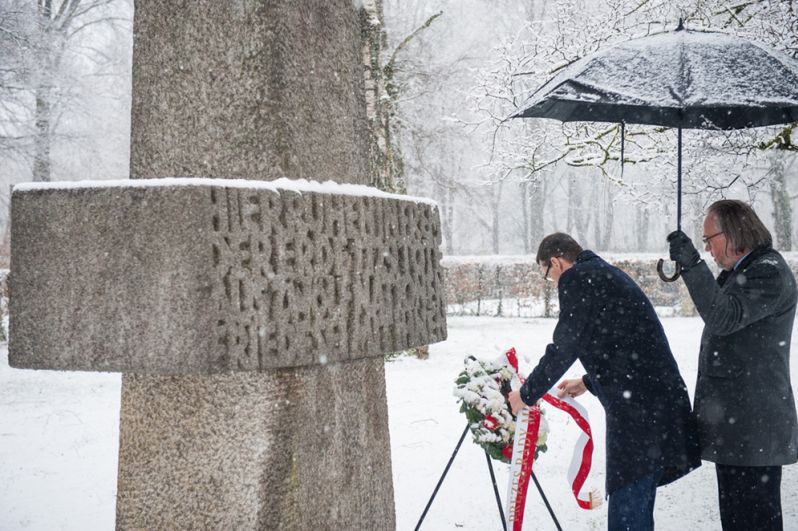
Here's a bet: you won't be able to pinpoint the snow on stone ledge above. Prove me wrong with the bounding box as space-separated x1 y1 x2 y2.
12 177 438 208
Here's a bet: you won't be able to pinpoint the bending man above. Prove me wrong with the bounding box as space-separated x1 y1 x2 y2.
509 232 699 531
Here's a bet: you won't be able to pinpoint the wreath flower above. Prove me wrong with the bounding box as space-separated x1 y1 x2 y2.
454 356 548 463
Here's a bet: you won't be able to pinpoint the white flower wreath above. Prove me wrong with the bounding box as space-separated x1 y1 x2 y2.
454 356 548 463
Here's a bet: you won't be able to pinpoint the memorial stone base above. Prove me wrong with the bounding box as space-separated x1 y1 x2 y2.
117 359 393 529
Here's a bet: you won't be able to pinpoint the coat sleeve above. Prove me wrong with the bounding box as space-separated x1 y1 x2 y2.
519 273 593 405
681 258 787 336
582 373 596 395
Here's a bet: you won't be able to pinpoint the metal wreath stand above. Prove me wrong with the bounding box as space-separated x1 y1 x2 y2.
414 423 563 531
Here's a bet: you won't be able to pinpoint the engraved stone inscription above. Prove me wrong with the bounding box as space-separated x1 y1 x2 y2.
209 187 447 369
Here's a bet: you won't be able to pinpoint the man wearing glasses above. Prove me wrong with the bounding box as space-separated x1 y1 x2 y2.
668 199 798 531
508 232 700 531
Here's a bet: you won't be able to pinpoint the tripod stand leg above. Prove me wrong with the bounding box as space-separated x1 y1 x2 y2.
484 452 508 531
414 424 470 531
531 471 563 531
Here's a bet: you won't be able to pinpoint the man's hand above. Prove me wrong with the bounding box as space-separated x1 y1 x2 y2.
667 230 701 270
508 390 526 415
556 377 587 399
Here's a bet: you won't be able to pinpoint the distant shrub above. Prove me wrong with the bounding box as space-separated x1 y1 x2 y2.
442 255 699 318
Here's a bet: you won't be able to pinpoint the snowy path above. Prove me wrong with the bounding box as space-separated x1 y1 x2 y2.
1 316 797 530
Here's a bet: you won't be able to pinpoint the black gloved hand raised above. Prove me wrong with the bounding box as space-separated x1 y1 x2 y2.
667 230 701 270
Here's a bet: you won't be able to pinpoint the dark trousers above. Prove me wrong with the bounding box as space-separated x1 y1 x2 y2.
608 470 661 531
716 464 783 531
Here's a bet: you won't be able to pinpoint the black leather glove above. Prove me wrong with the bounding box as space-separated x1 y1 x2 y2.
667 230 701 270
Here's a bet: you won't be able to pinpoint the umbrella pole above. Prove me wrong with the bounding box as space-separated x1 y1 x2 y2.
677 126 682 231
657 127 684 282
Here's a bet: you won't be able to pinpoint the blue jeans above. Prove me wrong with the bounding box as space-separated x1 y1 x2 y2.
608 470 662 531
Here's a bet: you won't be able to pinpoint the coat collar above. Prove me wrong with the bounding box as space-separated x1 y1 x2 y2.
559 250 597 285
575 249 598 263
717 244 773 286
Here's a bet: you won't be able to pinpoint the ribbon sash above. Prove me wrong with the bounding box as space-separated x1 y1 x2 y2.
501 348 601 530
541 392 601 510
505 405 540 531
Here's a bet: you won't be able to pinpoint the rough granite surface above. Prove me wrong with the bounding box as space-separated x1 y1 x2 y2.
116 358 394 530
9 183 446 373
129 0 371 184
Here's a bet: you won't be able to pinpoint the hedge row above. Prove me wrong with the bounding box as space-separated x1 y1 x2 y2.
442 256 696 317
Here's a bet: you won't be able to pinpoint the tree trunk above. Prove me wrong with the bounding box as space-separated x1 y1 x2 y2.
372 8 441 194
529 177 545 251
567 172 587 241
636 207 649 251
32 0 56 182
445 186 454 254
359 0 398 192
438 181 455 254
575 181 589 244
491 180 503 254
566 173 575 235
770 152 792 251
520 180 530 253
592 184 601 250
32 87 52 182
690 194 704 243
601 182 614 250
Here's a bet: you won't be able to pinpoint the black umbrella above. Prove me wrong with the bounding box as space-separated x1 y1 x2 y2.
515 21 798 281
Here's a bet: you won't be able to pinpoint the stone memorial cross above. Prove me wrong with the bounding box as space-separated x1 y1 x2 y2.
9 1 446 529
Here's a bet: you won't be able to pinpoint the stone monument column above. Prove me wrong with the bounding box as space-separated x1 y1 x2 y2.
9 1 446 529
130 0 372 184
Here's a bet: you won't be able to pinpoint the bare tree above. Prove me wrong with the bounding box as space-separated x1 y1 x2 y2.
0 0 131 182
0 2 36 165
471 0 797 251
383 0 543 254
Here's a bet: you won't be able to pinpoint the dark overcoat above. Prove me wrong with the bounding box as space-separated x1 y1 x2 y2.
519 250 700 495
680 245 798 465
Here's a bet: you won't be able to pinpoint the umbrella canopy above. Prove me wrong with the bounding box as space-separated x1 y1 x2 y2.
514 23 798 281
516 25 798 128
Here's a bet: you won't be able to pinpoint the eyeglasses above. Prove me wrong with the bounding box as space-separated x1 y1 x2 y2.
541 263 553 282
701 231 723 245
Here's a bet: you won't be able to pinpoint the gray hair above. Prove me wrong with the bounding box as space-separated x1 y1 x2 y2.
708 199 772 253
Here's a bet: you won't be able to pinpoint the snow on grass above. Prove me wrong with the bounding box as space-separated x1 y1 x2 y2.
1 316 797 530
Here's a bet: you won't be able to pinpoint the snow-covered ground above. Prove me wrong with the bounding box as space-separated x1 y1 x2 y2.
1 316 797 530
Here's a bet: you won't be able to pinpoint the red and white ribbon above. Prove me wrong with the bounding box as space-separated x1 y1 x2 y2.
499 348 601 530
541 391 602 510
505 400 541 530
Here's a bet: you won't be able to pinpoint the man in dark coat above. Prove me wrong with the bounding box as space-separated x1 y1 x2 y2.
669 199 798 531
509 232 700 531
